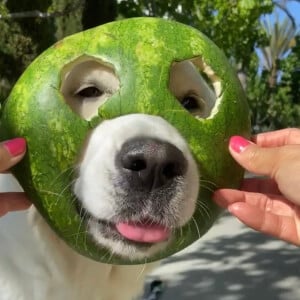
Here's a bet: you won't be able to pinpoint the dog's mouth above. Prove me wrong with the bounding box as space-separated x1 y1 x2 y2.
114 220 171 244
76 203 171 247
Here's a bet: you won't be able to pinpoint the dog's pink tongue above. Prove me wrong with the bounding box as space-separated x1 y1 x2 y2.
116 222 170 243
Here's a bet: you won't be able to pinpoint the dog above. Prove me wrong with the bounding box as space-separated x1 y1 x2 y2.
0 58 216 299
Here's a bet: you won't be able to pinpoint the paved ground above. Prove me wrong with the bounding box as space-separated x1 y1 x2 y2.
144 213 300 300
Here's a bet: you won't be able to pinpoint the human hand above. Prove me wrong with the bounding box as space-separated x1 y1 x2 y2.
0 138 31 217
213 128 300 246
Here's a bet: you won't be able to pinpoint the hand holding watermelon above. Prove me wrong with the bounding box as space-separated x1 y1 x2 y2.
214 128 300 246
0 138 30 216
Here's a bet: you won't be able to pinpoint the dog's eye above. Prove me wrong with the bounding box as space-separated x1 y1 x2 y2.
180 95 206 116
181 95 202 111
76 86 104 98
169 57 221 119
60 56 120 120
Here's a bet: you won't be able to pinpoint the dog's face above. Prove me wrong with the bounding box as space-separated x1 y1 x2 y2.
74 115 199 260
61 59 215 260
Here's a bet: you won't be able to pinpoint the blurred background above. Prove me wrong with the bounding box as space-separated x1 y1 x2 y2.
0 0 299 133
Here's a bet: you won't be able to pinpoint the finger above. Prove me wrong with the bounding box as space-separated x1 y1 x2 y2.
229 202 300 246
0 138 26 172
213 189 295 216
0 193 31 217
213 189 248 208
253 128 300 147
229 136 283 176
242 177 280 195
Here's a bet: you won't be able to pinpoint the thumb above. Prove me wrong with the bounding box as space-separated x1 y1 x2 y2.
0 138 26 172
229 136 281 177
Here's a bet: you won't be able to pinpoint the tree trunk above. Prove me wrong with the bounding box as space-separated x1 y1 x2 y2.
268 59 278 91
81 0 118 30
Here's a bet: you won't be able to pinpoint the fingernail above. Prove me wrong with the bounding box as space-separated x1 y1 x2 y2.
228 204 237 214
229 136 251 153
4 138 26 157
228 203 244 213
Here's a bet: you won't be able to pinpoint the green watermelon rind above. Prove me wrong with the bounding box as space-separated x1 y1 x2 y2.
0 17 250 264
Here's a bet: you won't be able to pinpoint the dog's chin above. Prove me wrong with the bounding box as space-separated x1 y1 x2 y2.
86 216 172 261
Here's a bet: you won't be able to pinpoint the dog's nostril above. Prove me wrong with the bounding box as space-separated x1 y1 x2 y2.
125 158 147 172
162 162 181 179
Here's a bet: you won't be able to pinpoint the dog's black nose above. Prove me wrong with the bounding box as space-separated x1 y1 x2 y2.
117 138 187 191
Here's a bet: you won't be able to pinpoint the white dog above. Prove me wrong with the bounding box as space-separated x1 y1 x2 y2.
0 58 217 300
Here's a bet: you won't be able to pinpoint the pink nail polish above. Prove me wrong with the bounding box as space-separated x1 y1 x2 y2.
229 136 251 153
4 138 26 157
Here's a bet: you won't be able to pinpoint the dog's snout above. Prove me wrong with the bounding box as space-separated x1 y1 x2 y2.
117 138 187 190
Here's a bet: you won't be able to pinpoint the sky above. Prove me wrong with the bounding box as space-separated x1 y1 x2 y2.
273 1 300 28
286 1 300 26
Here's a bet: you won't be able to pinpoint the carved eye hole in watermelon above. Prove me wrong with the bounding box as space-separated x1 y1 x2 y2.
60 56 120 120
169 57 221 119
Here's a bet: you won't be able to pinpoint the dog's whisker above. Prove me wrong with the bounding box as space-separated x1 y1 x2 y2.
75 209 89 247
202 201 213 219
180 226 184 240
39 167 78 210
53 179 77 208
199 178 218 187
199 178 219 195
200 184 216 194
39 189 64 196
191 217 201 240
196 200 212 220
84 226 89 252
177 232 186 248
63 230 89 238
100 249 111 262
107 249 116 263
39 180 76 208
67 194 81 217
48 166 77 188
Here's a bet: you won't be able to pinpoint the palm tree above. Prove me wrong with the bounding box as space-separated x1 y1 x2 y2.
260 15 298 90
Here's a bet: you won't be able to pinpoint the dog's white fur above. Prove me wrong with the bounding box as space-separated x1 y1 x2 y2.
0 58 217 299
0 204 157 300
75 114 199 261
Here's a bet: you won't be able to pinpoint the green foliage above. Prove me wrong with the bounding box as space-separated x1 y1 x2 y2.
6 0 56 53
282 35 300 105
51 0 83 40
0 17 37 102
247 34 300 133
0 0 53 103
0 0 83 103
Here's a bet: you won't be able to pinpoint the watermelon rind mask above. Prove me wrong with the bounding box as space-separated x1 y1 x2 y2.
0 17 250 264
